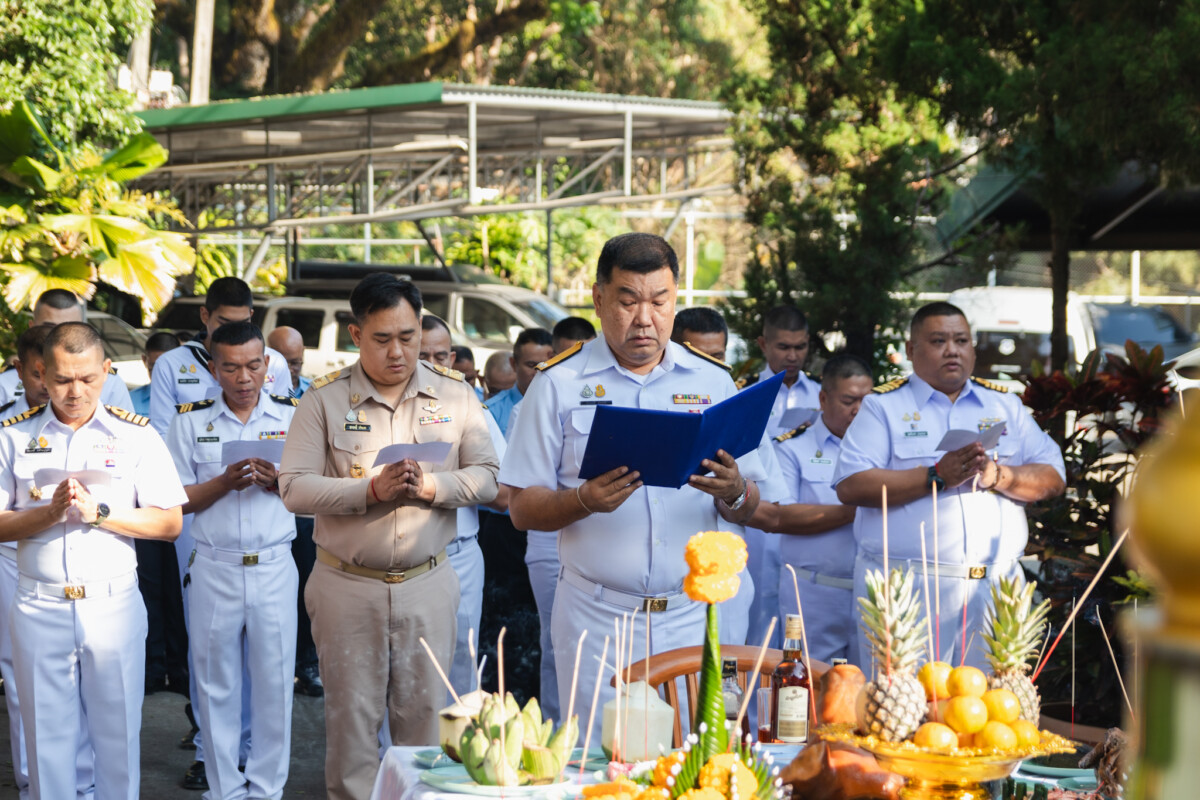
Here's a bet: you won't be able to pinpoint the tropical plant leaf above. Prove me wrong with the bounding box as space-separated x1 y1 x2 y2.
7 156 62 193
0 100 60 172
0 256 94 312
98 236 191 317
91 133 167 183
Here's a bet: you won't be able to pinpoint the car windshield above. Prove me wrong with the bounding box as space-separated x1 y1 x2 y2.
973 330 1073 382
514 299 569 330
1090 304 1189 349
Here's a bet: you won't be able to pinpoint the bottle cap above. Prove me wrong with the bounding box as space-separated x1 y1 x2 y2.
784 614 804 639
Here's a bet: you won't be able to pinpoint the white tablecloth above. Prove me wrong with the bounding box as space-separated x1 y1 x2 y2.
369 747 596 800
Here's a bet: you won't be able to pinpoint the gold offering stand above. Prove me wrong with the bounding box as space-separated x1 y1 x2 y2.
817 724 1076 800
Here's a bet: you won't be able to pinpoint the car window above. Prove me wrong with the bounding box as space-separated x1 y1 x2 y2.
154 302 203 332
973 330 1074 382
1090 304 1189 347
422 293 450 322
91 316 147 361
274 308 324 348
461 296 522 343
514 298 568 330
335 311 358 353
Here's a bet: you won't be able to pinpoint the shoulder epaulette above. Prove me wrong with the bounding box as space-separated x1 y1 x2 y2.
873 377 909 394
271 393 299 406
682 342 731 371
426 363 464 382
970 375 1009 393
536 340 583 371
0 404 45 427
105 405 149 426
774 422 811 443
0 400 14 415
734 372 760 391
175 398 215 414
0 362 11 373
108 366 118 375
310 369 347 391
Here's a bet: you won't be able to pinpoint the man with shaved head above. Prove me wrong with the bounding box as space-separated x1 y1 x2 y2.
267 326 311 398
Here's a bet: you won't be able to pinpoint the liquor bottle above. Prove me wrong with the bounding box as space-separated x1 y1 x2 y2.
770 614 810 744
721 657 743 722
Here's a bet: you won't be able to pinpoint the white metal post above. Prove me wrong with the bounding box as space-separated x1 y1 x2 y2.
190 0 214 105
684 210 696 307
623 111 633 196
1131 250 1141 305
468 102 479 205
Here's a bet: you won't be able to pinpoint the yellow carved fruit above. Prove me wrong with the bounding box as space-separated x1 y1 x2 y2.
582 779 639 800
684 531 747 603
652 752 686 788
698 753 757 797
678 789 725 800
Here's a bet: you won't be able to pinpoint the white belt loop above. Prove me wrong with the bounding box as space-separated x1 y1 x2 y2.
192 540 292 566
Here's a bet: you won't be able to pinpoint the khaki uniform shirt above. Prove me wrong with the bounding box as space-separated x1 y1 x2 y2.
279 360 499 570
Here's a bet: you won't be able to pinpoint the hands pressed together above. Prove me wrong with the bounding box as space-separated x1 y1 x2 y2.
935 442 999 490
370 458 434 504
49 477 113 526
221 458 280 493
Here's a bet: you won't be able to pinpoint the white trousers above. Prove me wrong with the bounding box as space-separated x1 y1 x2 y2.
777 567 855 665
524 531 560 722
12 577 145 800
743 527 782 649
447 537 485 700
189 550 297 800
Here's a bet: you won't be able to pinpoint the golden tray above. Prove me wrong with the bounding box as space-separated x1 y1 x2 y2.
816 724 1078 800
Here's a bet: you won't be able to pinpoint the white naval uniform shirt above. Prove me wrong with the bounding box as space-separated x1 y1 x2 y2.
0 367 133 409
776 415 855 578
500 339 775 596
165 391 298 551
750 366 821 440
0 395 35 558
831 374 1065 566
0 404 187 584
149 338 291 436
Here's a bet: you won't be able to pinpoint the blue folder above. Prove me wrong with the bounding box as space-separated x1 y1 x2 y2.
577 371 785 488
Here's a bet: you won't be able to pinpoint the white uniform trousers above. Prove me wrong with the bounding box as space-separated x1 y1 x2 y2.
189 546 297 800
524 531 560 722
743 527 782 649
853 551 1022 673
552 572 705 742
447 536 485 699
723 569 753 647
12 574 145 800
777 568 856 665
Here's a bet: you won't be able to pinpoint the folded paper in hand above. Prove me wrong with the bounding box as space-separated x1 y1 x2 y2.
577 372 784 488
222 440 286 466
777 406 819 432
373 441 452 467
935 422 1006 452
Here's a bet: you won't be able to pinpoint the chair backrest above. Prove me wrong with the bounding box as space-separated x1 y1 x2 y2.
610 644 830 747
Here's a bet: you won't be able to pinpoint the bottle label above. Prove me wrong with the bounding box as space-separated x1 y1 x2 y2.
777 686 809 743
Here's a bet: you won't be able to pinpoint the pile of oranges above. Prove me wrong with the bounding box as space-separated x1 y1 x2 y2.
911 663 1041 751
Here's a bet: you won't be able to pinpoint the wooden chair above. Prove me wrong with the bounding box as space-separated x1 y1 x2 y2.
610 644 830 747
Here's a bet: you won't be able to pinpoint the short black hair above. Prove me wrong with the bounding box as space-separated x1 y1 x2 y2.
146 331 182 354
43 322 103 359
910 301 968 335
514 327 553 356
205 277 254 313
552 316 596 342
350 273 423 323
763 305 808 336
35 289 83 314
596 233 679 285
421 314 451 335
209 321 265 353
452 345 475 364
16 325 51 364
672 307 728 343
821 353 872 385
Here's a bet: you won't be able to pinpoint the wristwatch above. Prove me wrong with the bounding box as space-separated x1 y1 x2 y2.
725 478 750 511
925 465 946 492
90 503 110 528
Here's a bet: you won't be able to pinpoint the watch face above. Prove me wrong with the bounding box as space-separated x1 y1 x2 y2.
97 503 110 518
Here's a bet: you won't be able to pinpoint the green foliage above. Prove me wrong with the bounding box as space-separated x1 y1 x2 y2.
0 0 149 146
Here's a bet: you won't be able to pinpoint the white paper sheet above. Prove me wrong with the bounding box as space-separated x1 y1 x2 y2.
33 469 111 490
935 421 1006 451
372 442 452 467
777 406 819 431
221 440 287 466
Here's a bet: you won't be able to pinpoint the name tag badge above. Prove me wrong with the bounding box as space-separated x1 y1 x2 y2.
810 458 833 464
419 414 452 425
344 423 371 432
25 436 50 454
197 436 220 443
580 400 613 406
904 431 928 437
179 378 201 385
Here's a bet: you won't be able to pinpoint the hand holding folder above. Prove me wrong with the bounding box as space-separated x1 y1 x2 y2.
577 372 784 488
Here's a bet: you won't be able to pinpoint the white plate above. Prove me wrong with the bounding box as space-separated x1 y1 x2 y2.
420 765 573 797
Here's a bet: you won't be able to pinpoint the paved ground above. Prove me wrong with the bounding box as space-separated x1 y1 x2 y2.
0 686 328 798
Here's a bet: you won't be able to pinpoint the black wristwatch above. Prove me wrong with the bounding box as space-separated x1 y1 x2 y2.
90 503 110 528
925 465 946 492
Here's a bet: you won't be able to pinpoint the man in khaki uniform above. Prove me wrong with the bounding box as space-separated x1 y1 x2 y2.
279 274 500 800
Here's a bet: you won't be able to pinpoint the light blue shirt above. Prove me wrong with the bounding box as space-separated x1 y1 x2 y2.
456 408 507 542
292 375 312 399
832 373 1065 566
165 390 298 551
130 383 151 418
500 339 775 595
0 366 133 409
485 386 523 437
776 415 855 578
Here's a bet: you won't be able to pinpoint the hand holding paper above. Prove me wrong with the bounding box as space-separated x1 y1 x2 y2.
935 422 1006 452
221 440 286 466
372 442 452 467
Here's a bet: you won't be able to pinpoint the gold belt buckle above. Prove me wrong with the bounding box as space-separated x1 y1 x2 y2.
64 584 86 600
384 569 406 584
968 565 987 580
642 597 668 613
243 553 259 566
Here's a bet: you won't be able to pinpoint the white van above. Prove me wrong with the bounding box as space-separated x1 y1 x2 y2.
946 287 1097 390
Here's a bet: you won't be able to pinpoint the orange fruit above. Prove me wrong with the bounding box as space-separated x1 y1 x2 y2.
981 689 1021 724
1011 719 1041 747
913 722 958 750
918 661 953 701
974 720 1018 750
943 695 988 734
957 731 975 749
946 666 988 698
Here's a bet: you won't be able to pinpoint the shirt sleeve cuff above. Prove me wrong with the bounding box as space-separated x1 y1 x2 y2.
345 478 370 515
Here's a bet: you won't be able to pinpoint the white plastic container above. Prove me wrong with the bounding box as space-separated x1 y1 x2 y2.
601 681 674 762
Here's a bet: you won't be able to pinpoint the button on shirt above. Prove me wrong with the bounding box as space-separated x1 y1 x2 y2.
165 392 297 551
500 339 776 596
485 385 522 437
757 367 821 440
0 404 187 583
149 339 292 436
776 415 854 578
832 374 1065 565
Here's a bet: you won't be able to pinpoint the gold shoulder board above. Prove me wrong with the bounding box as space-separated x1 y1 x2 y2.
873 377 909 394
1 404 45 427
271 394 299 406
429 363 464 382
536 341 583 372
970 376 1009 393
309 369 345 391
108 366 118 375
774 422 811 443
683 342 731 371
105 405 150 426
176 398 215 414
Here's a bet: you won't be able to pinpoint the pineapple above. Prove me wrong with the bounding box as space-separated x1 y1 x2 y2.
856 567 928 742
983 577 1050 723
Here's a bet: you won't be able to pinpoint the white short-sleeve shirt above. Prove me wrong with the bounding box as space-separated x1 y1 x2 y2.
776 415 854 577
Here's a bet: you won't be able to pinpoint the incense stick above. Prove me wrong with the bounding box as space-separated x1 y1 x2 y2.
1070 599 1076 740
612 616 624 764
644 612 651 758
731 616 777 747
785 563 819 728
961 593 969 667
580 636 610 781
932 482 941 659
882 485 891 677
497 627 508 774
1097 613 1135 720
559 631 588 781
622 610 637 762
418 636 461 705
919 523 934 663
1032 528 1129 681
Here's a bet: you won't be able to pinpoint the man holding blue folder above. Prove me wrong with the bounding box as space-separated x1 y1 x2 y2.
502 233 775 736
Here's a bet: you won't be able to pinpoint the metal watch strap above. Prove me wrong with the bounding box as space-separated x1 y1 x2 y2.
726 478 749 511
